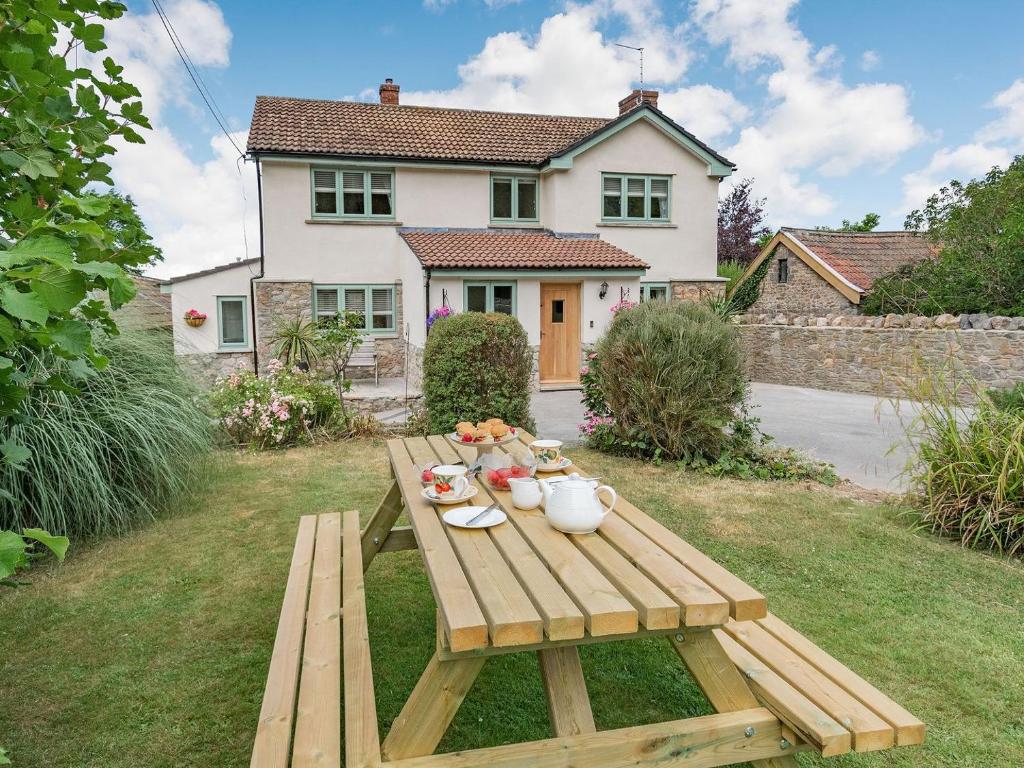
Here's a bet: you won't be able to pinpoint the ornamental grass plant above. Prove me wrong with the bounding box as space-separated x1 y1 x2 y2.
0 332 211 538
903 373 1024 556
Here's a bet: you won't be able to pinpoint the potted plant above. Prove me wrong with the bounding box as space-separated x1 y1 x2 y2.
184 309 207 327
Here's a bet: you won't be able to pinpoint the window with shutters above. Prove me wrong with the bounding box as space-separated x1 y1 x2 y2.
313 284 396 333
309 168 395 219
217 295 248 349
600 173 671 222
490 175 539 223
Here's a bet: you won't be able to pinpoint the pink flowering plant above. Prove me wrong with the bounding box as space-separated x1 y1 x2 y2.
426 305 453 329
209 359 339 449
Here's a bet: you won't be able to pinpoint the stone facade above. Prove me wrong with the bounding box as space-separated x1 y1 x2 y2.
748 244 858 317
670 279 727 302
739 318 1024 400
178 351 253 385
253 279 406 378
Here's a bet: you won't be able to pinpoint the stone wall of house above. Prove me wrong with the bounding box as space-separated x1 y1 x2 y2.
178 351 253 384
738 312 1024 399
748 244 857 317
253 279 406 378
670 279 727 302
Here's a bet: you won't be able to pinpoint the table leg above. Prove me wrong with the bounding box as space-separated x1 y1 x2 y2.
380 650 486 760
670 631 801 768
538 646 596 737
361 480 404 573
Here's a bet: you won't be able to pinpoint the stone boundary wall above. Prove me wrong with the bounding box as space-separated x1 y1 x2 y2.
738 313 1024 399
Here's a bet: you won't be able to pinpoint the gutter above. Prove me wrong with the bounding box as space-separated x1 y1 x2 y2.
249 154 266 374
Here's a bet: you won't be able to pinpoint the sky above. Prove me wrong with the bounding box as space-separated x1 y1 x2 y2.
99 0 1024 278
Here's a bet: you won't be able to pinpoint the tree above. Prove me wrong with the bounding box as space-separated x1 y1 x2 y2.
819 213 881 232
863 157 1024 315
314 313 364 431
0 1 153 461
92 191 162 273
717 178 771 266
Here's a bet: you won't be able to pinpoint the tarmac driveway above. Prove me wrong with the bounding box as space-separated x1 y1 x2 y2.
531 383 921 491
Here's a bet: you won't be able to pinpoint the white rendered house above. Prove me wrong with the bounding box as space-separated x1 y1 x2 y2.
165 81 734 386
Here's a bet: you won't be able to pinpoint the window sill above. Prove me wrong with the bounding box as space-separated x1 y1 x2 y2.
218 347 251 353
488 222 544 229
596 221 677 229
305 218 403 226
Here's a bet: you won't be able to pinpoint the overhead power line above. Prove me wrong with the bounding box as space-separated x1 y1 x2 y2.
149 0 244 157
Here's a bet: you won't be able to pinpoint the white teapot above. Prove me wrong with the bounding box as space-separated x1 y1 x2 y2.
538 474 617 534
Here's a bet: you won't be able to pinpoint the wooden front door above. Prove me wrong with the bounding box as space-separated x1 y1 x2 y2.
539 283 581 384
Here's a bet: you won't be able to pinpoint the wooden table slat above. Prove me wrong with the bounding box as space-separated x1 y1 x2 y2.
387 439 489 652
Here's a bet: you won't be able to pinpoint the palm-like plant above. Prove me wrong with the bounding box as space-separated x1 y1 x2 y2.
269 315 319 367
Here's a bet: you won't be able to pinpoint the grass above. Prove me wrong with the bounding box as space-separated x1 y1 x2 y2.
1 441 1022 766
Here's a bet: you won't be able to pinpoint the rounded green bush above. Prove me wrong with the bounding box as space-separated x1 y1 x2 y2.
594 300 745 460
423 312 535 435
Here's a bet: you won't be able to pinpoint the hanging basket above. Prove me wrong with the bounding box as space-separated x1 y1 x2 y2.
184 315 206 328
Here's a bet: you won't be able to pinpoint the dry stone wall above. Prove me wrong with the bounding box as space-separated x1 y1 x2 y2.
738 312 1024 398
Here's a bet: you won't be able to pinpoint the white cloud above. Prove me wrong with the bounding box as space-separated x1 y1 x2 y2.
81 0 257 279
896 79 1023 217
693 0 925 224
657 84 749 142
860 50 881 71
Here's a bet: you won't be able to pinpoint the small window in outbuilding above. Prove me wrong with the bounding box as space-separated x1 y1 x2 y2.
778 257 789 284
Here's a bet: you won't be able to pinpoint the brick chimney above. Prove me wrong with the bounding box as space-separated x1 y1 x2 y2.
618 89 658 115
379 78 400 105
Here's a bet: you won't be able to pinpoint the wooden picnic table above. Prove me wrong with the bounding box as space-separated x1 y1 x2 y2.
251 429 925 768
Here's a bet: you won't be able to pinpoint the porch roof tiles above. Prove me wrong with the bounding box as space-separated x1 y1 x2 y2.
399 228 649 270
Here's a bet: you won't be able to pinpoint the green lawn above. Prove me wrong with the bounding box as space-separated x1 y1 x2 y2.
1 440 1022 767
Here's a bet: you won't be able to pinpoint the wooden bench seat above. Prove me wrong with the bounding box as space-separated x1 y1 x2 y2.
250 511 381 768
718 613 925 758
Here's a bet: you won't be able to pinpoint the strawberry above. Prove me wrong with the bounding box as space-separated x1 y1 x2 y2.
509 465 529 478
421 469 433 483
460 433 474 443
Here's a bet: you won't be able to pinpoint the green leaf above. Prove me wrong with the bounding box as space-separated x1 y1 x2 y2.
1 235 73 268
74 261 122 279
68 194 111 216
0 745 10 763
30 266 87 312
0 438 30 469
0 531 29 580
22 529 70 562
50 319 92 356
0 286 49 326
17 149 59 179
106 275 136 309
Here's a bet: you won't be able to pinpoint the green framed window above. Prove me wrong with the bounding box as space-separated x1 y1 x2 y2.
310 168 394 219
464 281 516 315
490 175 538 223
640 283 669 302
601 174 671 222
313 284 396 333
217 295 248 349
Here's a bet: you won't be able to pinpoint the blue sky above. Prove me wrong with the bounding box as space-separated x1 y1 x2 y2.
106 1 1024 277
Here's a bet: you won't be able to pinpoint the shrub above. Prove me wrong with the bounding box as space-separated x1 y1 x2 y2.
209 359 339 449
423 312 534 435
989 382 1024 413
717 259 747 294
904 375 1024 556
726 256 771 313
593 301 745 460
0 333 212 538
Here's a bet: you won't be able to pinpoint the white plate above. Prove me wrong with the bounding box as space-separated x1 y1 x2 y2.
421 485 480 505
446 430 520 448
536 456 572 472
442 505 508 529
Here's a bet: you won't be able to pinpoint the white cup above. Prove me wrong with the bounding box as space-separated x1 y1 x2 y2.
529 439 563 466
432 465 468 499
509 477 543 509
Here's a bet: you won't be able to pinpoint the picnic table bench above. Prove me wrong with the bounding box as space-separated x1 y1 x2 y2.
250 430 924 768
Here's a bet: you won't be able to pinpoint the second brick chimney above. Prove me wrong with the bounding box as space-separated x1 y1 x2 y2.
379 78 400 105
618 89 658 115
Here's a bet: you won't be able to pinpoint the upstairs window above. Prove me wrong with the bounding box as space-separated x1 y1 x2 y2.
491 176 538 223
311 169 394 219
602 174 671 222
778 257 789 284
217 296 248 349
314 284 396 332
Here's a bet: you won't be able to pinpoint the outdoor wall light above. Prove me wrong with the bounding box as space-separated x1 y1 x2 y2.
599 281 609 299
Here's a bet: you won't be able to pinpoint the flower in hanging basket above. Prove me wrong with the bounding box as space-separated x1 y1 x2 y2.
184 308 207 327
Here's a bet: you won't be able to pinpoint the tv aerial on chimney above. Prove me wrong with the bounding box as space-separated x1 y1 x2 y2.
615 43 645 104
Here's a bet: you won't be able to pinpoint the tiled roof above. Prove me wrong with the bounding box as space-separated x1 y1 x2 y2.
166 257 260 284
782 228 939 292
113 276 171 330
248 97 610 165
399 229 649 270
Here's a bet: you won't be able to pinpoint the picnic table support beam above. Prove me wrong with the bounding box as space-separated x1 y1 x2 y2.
537 647 596 737
361 480 404 573
381 651 487 760
670 632 801 768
